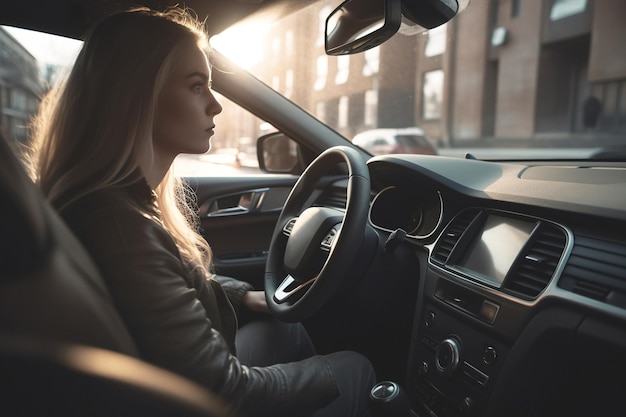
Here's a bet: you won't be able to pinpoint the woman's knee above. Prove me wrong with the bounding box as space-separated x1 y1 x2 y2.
312 351 376 417
324 351 376 381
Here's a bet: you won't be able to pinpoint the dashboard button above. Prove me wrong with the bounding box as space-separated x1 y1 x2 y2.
482 346 498 365
462 361 489 386
421 335 438 351
480 300 499 323
425 311 436 327
418 361 429 375
460 396 474 414
435 338 461 375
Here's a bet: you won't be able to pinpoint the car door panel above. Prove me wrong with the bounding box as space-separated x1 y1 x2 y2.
188 175 297 288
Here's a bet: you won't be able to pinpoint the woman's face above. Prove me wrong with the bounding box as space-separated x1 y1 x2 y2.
153 41 222 159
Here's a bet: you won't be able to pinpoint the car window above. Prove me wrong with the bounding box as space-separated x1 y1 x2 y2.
3 0 626 166
0 26 81 144
397 135 427 147
0 25 264 177
211 0 626 161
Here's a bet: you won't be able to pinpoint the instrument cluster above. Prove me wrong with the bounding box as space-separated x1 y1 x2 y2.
368 185 443 240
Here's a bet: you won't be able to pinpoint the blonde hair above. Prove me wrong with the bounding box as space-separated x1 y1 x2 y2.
27 7 213 275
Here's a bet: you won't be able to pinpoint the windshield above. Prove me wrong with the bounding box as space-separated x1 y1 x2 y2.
212 0 626 161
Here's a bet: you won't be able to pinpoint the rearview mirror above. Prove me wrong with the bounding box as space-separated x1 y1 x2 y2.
325 0 402 55
325 0 463 55
402 0 462 29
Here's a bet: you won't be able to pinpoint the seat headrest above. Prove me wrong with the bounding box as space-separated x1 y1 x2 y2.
0 139 47 276
0 135 138 356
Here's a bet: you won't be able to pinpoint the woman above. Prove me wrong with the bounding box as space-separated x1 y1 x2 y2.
26 7 375 417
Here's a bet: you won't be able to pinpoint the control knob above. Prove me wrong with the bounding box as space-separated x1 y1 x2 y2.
435 337 461 375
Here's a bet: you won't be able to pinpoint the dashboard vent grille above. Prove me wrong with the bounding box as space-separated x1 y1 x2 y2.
503 224 567 299
558 234 626 309
431 209 480 264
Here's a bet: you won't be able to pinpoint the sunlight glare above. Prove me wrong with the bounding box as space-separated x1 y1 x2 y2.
210 21 269 70
3 26 82 67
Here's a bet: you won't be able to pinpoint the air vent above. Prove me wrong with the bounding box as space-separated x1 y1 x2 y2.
432 209 481 264
569 280 610 300
558 234 626 309
503 223 567 299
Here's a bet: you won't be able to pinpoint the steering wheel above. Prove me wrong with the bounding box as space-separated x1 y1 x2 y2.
265 146 371 322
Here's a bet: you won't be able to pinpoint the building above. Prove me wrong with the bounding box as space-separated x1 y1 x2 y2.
0 26 43 144
433 0 626 146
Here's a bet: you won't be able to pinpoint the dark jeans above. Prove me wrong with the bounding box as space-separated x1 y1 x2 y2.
236 318 376 417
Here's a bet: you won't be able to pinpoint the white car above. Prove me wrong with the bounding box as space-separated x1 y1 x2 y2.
352 127 438 155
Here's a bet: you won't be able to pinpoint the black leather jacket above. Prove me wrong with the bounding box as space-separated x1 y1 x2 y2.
60 179 339 417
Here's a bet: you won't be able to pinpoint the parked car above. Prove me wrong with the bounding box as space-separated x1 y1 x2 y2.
353 127 437 155
1 0 625 416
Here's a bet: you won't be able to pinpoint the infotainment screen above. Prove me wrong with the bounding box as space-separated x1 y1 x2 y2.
454 215 535 287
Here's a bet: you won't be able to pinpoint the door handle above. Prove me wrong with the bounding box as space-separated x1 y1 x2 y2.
206 188 268 217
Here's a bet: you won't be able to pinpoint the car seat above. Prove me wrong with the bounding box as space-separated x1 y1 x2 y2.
0 134 231 417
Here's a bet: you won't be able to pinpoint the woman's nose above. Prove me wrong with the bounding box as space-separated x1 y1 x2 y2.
207 91 222 116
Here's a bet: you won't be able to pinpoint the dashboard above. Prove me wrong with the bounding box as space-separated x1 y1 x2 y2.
365 154 626 417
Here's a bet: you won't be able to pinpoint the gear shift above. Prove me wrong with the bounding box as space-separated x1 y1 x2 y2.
370 381 411 417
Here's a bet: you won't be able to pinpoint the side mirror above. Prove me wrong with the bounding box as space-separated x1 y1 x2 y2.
257 132 303 174
325 0 402 56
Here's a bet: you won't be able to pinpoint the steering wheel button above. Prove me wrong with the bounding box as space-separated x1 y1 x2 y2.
283 218 297 235
321 229 337 250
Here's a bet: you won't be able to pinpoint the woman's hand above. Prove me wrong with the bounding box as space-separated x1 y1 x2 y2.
242 290 270 314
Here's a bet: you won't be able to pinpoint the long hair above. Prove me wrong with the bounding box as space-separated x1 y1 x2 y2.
26 7 213 275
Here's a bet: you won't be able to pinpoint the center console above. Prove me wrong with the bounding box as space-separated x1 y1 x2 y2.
407 208 569 416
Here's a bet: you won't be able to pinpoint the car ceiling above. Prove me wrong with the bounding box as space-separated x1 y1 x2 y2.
1 0 315 40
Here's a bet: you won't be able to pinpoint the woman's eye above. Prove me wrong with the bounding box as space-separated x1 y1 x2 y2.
192 80 210 93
